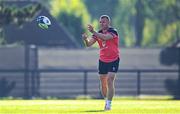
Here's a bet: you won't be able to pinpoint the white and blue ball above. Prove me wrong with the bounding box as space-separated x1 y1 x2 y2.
36 16 51 29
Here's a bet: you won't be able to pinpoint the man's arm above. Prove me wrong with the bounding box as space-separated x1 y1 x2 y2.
88 24 113 40
93 31 113 41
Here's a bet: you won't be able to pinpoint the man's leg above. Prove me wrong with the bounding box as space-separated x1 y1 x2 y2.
107 72 116 101
99 75 108 98
105 72 116 110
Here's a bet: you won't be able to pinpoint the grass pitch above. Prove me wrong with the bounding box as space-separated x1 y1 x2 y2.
0 99 180 114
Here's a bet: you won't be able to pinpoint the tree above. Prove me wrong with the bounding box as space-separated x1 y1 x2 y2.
113 0 136 47
0 2 42 45
57 12 85 47
50 0 92 48
143 0 180 46
134 0 145 46
114 0 180 47
84 0 118 19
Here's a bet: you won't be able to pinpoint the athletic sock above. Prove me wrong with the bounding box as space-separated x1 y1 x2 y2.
104 100 112 110
106 100 112 106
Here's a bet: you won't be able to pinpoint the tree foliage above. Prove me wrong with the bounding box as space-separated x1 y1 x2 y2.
1 0 178 47
114 0 180 47
113 0 136 47
0 2 41 27
84 0 118 19
50 0 92 47
0 2 42 45
143 0 180 47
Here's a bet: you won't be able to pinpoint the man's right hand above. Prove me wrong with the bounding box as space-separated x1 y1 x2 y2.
82 33 88 40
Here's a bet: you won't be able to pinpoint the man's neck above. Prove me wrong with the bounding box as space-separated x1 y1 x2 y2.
102 27 109 33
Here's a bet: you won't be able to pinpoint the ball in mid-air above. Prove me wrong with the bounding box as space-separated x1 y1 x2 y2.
36 16 51 29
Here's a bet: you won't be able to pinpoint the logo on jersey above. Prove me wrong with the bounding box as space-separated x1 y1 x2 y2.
112 67 116 71
102 41 106 47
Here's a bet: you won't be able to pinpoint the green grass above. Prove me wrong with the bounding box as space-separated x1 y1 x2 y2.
0 99 180 114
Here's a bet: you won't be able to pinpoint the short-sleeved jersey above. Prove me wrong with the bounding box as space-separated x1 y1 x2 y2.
94 27 120 63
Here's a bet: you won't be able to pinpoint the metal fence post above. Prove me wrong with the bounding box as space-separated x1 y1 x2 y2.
30 45 39 97
178 48 180 99
35 46 40 97
84 71 88 96
137 70 141 96
24 44 30 99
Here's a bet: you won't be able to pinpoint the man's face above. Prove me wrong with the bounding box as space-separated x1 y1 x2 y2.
99 17 110 30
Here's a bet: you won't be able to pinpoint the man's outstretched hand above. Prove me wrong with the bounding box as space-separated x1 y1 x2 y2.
87 24 94 33
82 33 88 40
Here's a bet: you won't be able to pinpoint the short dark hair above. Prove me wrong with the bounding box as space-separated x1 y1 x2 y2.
100 15 111 22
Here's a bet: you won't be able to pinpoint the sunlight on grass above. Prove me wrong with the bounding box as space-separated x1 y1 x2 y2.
0 100 180 114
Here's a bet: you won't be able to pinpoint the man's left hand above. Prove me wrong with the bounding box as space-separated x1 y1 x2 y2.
87 24 94 33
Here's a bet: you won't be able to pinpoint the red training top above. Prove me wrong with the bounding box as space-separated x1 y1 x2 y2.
94 27 120 63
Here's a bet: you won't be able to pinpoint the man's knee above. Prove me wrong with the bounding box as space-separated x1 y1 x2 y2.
107 77 115 87
107 72 116 80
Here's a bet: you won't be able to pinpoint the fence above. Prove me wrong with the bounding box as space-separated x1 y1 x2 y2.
0 68 179 99
0 46 179 99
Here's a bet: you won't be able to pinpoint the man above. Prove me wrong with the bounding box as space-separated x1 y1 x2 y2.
82 15 120 111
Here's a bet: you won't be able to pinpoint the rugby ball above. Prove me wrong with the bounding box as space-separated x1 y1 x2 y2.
36 16 51 29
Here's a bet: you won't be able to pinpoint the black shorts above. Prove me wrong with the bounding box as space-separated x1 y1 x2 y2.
98 58 119 74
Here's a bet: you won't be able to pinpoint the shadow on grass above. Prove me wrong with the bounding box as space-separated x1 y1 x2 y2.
84 110 105 112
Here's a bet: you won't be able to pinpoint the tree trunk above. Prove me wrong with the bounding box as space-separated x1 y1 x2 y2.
135 0 144 47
